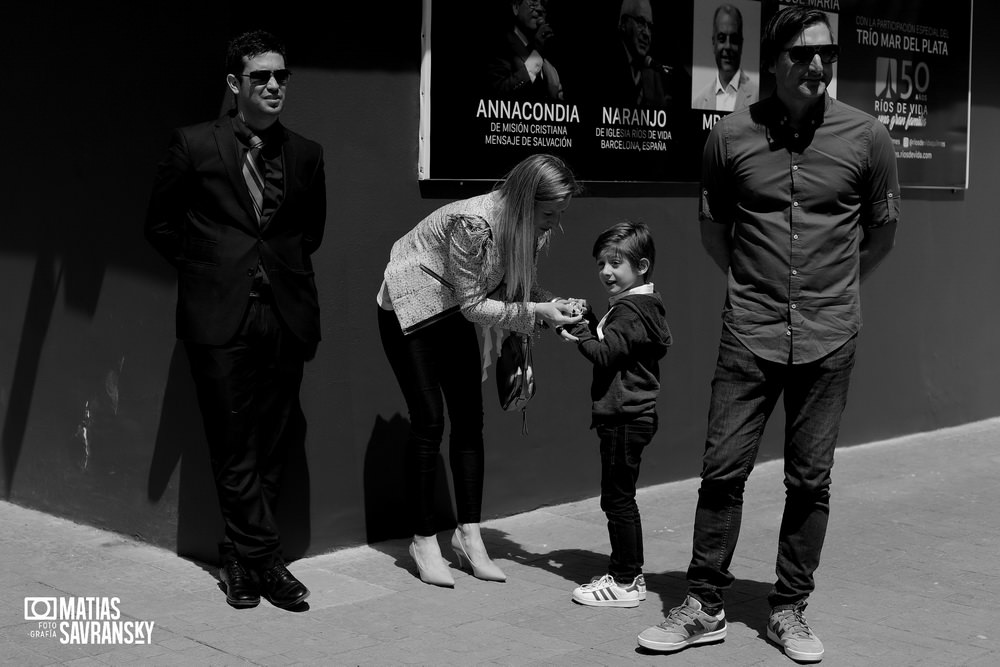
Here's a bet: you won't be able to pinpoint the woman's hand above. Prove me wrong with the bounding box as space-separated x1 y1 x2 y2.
535 301 583 328
550 297 588 316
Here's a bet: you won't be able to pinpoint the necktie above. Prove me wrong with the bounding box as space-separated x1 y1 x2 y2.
632 67 643 106
242 135 265 223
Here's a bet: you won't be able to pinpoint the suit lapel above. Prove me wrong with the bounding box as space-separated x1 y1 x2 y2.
213 117 261 231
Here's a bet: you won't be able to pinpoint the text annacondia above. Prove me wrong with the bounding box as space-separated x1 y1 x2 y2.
477 99 580 123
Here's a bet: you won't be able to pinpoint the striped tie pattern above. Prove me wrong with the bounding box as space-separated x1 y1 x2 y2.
242 135 265 223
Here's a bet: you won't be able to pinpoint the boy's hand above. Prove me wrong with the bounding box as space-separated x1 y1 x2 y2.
556 326 579 343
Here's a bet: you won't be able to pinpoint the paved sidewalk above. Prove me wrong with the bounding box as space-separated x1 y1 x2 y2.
2 419 999 666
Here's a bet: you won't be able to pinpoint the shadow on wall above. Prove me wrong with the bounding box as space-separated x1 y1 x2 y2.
146 342 313 565
363 414 457 543
2 241 106 500
3 3 229 499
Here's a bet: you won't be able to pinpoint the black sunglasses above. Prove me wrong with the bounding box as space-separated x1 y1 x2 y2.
239 69 292 86
783 44 839 64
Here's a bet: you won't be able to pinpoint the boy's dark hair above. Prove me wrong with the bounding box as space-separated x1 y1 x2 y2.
593 220 656 280
226 30 287 78
761 6 833 67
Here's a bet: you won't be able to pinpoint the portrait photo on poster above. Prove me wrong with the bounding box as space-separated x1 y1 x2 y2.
690 1 762 112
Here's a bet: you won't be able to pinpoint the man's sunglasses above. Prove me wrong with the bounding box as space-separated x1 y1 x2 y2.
239 69 292 86
783 44 840 64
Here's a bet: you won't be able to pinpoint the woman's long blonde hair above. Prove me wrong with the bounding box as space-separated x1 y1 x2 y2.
493 154 579 302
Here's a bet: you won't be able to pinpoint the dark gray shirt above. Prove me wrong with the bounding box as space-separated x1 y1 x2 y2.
700 95 901 364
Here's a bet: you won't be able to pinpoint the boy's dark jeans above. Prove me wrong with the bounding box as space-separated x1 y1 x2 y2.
597 417 657 583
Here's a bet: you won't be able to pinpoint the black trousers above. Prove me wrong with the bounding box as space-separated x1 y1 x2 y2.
378 307 485 536
185 296 307 569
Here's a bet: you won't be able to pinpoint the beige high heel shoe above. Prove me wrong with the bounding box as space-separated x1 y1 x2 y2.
409 541 455 588
451 529 507 582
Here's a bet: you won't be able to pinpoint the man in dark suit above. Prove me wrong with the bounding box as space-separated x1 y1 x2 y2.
146 30 325 610
603 0 687 110
487 0 565 101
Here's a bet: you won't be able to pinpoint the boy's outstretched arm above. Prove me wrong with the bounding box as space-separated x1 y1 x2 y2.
575 315 641 369
560 308 596 343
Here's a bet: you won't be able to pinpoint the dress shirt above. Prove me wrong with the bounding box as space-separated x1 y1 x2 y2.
232 117 285 287
713 69 745 112
232 117 284 222
700 95 900 364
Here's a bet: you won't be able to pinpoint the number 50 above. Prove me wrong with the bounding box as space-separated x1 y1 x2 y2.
899 60 930 100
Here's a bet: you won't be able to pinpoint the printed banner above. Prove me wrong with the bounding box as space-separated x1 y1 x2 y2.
419 0 971 188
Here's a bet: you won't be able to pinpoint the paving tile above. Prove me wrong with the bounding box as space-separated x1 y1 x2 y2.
1 418 999 665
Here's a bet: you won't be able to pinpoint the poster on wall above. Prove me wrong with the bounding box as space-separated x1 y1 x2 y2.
835 1 972 189
418 0 971 189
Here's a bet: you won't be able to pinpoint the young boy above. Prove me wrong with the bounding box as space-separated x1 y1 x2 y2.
565 221 672 608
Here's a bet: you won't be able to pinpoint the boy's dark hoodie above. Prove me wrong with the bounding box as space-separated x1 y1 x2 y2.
566 291 672 425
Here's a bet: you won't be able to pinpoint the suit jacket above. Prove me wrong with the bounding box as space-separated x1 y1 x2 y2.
596 45 688 110
692 70 758 111
486 29 562 101
146 112 326 346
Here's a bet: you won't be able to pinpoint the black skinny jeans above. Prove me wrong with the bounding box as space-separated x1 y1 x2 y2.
378 307 485 536
597 418 656 583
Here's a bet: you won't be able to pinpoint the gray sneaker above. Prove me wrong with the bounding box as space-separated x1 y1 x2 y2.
767 606 824 662
637 595 727 652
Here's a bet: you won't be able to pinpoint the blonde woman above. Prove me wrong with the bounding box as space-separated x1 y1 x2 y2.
377 154 583 587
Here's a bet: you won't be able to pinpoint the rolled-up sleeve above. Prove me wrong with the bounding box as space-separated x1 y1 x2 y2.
861 120 901 228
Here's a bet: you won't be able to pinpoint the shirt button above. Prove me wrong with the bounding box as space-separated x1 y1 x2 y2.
792 269 798 275
793 201 800 207
791 303 797 309
793 234 799 240
793 165 799 171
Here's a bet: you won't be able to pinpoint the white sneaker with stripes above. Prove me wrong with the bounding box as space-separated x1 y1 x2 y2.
572 573 645 608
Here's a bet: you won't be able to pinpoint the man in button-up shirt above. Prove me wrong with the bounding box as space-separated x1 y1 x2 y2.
637 7 898 662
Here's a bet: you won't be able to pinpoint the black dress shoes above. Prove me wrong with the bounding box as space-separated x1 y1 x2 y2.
259 562 310 609
219 559 260 608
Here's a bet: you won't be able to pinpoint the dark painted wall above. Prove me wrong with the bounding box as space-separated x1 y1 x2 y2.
3 3 997 563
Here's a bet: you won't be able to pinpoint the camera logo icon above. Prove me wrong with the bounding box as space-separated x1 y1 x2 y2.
24 597 57 621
